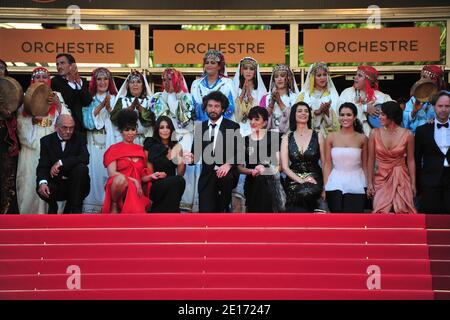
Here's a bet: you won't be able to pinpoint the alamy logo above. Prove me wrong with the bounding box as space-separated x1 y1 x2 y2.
66 265 81 290
366 265 381 290
366 5 381 29
66 5 81 29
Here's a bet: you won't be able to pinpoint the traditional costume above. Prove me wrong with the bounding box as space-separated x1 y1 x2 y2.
298 63 340 138
81 67 118 213
191 50 236 122
232 57 267 137
403 65 445 133
338 65 392 137
110 70 154 145
260 64 299 133
16 67 70 214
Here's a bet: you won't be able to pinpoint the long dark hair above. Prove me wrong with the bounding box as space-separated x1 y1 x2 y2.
154 116 177 149
289 102 312 131
238 58 259 90
338 102 364 134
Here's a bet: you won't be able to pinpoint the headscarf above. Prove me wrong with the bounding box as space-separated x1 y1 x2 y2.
89 67 118 97
232 57 267 102
112 69 153 109
421 65 446 90
268 64 299 95
356 65 379 102
302 62 338 96
203 49 227 77
162 67 188 93
31 67 51 86
301 62 340 112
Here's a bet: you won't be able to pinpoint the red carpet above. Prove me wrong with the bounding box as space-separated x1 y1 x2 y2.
0 213 449 300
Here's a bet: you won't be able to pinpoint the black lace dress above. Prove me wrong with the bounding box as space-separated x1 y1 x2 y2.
284 131 323 212
244 131 281 212
144 137 186 213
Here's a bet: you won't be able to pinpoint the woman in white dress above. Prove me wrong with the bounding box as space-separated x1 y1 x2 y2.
338 65 392 137
298 63 340 138
110 70 155 145
16 67 70 214
260 64 299 133
323 102 368 213
82 67 118 213
150 67 195 211
232 57 267 137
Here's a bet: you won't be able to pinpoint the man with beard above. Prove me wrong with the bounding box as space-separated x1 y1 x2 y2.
51 53 92 133
184 91 242 212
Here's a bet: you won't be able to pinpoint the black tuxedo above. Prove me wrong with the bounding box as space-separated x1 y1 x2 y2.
191 118 243 212
36 132 90 213
51 75 92 133
415 123 450 213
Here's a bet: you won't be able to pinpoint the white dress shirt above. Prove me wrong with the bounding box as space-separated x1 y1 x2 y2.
67 79 83 90
208 116 223 152
434 120 450 167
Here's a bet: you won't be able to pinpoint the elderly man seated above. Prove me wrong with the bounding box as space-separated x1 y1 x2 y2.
36 114 90 213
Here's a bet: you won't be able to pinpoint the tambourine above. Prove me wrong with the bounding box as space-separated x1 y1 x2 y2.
0 76 23 116
367 103 383 129
24 82 52 116
410 78 438 103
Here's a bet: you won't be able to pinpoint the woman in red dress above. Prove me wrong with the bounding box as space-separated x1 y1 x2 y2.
102 109 152 213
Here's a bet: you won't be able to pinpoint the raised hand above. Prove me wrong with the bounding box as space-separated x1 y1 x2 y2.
366 102 380 117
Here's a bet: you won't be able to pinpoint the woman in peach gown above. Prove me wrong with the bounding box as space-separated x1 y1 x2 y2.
367 101 417 213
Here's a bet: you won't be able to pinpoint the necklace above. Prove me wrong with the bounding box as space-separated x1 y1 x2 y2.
296 129 308 137
383 126 398 134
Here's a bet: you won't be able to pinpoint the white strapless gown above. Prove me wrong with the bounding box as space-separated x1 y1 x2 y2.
325 147 367 194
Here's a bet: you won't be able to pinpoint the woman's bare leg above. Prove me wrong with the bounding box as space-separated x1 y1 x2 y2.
109 175 128 213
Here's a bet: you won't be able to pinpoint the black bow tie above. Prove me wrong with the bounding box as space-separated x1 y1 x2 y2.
59 139 67 142
437 122 449 129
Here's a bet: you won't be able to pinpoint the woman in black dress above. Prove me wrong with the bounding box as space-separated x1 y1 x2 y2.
143 116 186 212
238 107 281 212
280 102 325 212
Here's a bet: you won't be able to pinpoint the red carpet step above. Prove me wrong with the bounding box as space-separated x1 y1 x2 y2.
0 213 448 300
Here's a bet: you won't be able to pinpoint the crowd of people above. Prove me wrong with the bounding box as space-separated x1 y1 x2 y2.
0 51 448 215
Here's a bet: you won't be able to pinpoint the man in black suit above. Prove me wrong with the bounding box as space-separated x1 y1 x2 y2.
51 53 92 133
415 90 450 214
184 91 243 212
36 114 90 213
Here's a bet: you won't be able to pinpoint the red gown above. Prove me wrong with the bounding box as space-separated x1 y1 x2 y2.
102 142 151 213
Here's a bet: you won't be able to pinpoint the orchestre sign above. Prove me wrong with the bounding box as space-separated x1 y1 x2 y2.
303 27 440 63
0 29 135 63
153 30 285 64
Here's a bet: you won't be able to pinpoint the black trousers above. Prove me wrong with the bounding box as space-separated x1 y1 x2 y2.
420 168 450 214
199 170 236 213
326 190 366 213
150 175 186 213
37 163 90 214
